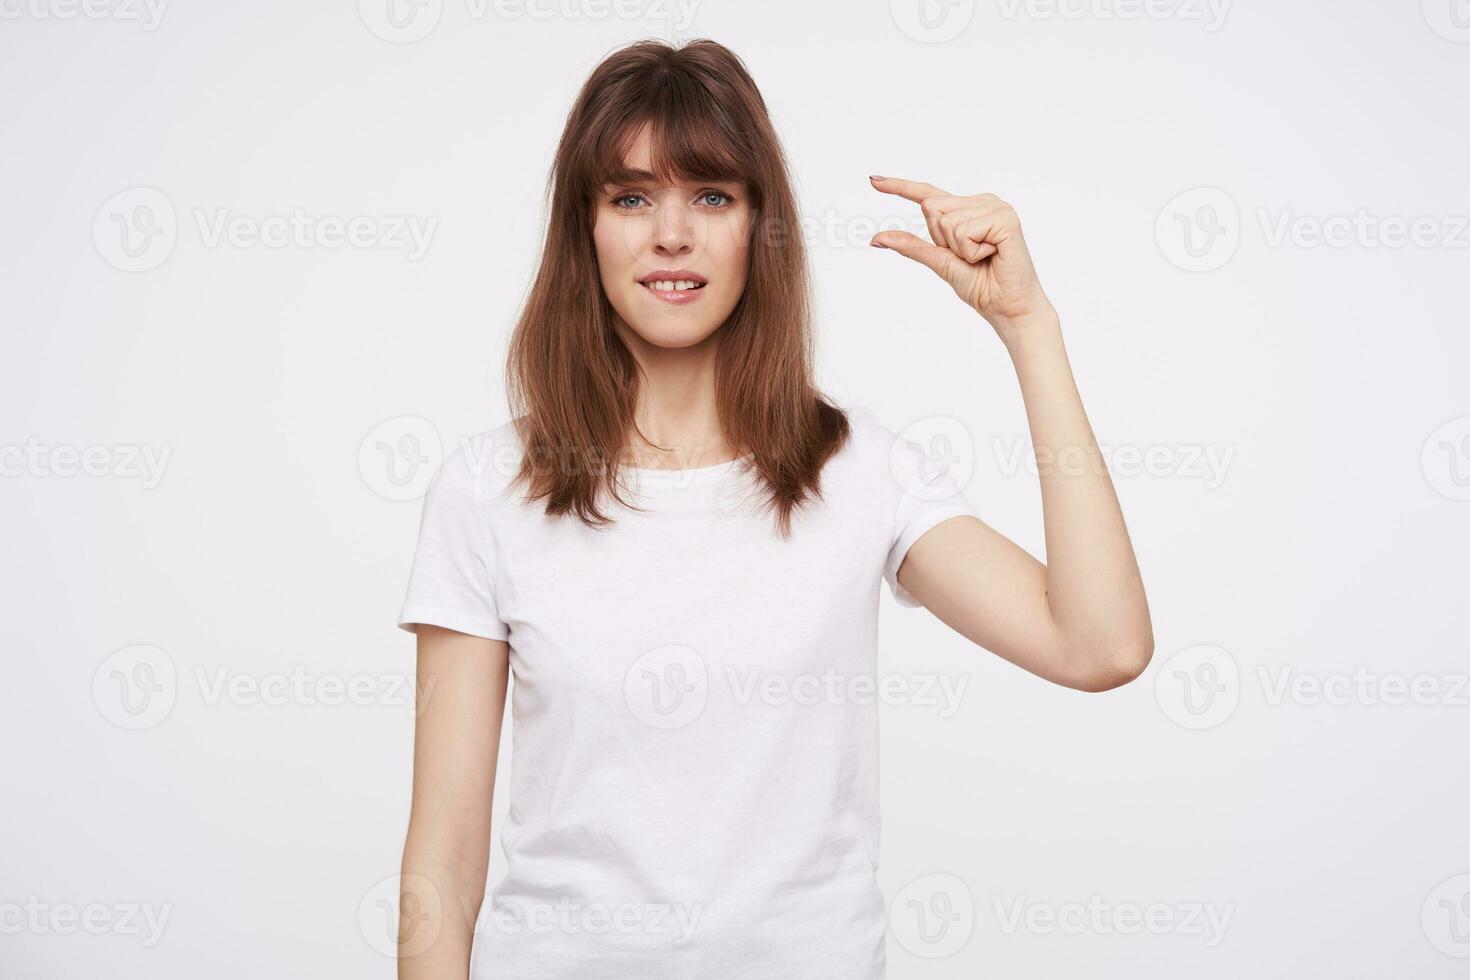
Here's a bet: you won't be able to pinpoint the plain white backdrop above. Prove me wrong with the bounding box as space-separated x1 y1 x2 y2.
3 1 1469 976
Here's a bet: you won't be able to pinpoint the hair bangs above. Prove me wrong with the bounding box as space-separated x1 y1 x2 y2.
592 96 754 199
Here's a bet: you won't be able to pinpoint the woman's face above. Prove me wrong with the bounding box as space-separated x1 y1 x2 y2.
593 128 752 350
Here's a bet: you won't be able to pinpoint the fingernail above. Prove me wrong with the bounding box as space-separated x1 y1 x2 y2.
869 239 888 249
869 174 885 181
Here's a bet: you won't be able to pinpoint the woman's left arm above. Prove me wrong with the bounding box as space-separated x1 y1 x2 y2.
870 176 1154 693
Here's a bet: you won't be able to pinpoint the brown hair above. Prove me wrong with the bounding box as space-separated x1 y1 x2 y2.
504 37 849 536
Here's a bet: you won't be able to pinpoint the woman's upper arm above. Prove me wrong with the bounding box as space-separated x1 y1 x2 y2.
406 624 511 875
894 515 1096 690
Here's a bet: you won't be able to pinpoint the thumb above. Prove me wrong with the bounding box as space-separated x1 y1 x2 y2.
871 230 957 281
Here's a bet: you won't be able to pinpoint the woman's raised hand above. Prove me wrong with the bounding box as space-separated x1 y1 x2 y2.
868 175 1057 341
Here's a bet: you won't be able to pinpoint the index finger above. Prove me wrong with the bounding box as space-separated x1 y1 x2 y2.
868 175 956 203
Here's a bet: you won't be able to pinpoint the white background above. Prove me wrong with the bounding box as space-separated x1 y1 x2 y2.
3 1 1469 976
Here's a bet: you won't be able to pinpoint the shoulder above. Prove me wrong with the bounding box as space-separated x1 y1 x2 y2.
829 402 975 505
814 401 905 500
431 417 528 502
831 401 905 471
835 400 924 448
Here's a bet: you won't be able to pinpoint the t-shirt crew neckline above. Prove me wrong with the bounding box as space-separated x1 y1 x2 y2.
619 451 755 488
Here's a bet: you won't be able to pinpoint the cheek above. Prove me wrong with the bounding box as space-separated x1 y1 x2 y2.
592 214 635 275
711 226 750 292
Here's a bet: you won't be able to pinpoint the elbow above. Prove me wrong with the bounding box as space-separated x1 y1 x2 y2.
1072 631 1155 693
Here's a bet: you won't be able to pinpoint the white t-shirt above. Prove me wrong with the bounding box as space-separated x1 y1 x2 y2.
397 403 981 979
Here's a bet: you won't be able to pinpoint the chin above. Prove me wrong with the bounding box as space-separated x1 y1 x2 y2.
619 318 724 349
610 291 731 349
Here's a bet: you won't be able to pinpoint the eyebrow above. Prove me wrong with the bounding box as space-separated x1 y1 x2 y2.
601 167 742 187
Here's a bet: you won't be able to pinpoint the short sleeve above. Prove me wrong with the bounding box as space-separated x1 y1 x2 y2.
396 445 510 641
877 418 983 608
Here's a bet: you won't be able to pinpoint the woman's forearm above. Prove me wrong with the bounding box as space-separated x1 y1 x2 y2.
398 840 485 980
397 629 507 978
1004 309 1154 679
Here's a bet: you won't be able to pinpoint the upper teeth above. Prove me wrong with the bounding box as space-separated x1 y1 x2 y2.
646 280 701 290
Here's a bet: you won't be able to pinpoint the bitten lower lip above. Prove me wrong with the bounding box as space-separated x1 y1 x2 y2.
639 281 706 305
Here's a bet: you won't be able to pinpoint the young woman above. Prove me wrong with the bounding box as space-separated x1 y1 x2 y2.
395 37 1152 980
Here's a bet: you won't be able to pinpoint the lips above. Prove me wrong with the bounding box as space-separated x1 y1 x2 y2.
636 269 708 305
637 269 708 287
640 281 705 304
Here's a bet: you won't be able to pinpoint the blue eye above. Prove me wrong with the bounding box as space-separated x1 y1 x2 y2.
609 189 735 211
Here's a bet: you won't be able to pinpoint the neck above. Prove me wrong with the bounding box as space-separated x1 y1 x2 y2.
616 322 735 470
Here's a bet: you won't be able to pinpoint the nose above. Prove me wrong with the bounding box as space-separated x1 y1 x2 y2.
652 202 695 256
